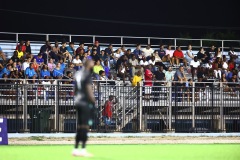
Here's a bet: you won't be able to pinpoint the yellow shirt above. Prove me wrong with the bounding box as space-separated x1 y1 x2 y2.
132 75 142 87
93 65 104 75
17 50 24 58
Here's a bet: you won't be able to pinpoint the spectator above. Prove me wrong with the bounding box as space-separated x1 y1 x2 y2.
228 58 235 72
34 53 44 66
197 47 208 64
99 70 108 81
59 41 72 62
212 57 222 79
153 66 166 101
32 58 40 75
59 58 66 72
173 66 187 83
103 60 110 78
72 55 83 71
40 40 52 54
22 58 31 75
16 45 24 60
102 95 118 132
165 66 174 86
142 44 154 60
125 49 132 59
165 45 174 66
133 43 143 59
25 63 37 83
144 65 153 101
47 58 56 73
228 46 238 60
66 42 76 57
52 62 64 79
40 64 51 78
117 61 131 85
25 40 32 59
140 56 149 67
105 44 114 55
49 41 60 62
215 47 223 59
91 49 100 62
0 46 6 63
99 50 108 66
206 45 216 62
132 70 142 87
173 46 187 67
93 41 101 55
0 64 11 78
222 56 228 76
93 60 104 79
158 44 171 64
64 62 76 77
10 51 20 63
185 44 195 64
16 40 26 53
190 56 200 80
129 55 142 77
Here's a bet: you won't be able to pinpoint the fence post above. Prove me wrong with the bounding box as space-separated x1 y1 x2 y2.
192 82 195 128
22 83 29 132
54 81 59 132
219 82 226 132
168 82 172 131
16 82 19 133
139 81 143 131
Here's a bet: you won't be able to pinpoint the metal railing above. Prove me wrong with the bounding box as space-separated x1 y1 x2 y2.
1 32 240 58
0 80 239 133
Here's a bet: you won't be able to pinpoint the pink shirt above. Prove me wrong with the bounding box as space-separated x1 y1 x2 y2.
166 49 174 58
48 63 56 72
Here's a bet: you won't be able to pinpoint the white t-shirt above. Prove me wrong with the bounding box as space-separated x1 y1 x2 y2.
72 59 82 64
190 60 200 68
165 49 174 57
142 48 154 57
148 59 156 65
222 62 228 70
22 62 30 70
140 60 149 66
42 81 51 91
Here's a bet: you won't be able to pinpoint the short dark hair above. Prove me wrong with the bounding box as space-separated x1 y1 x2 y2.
99 70 105 75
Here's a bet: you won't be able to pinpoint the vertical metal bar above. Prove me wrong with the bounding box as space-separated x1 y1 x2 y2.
46 34 49 41
122 85 126 129
219 82 224 132
192 82 195 128
16 83 19 132
200 39 203 47
69 35 72 42
54 82 58 132
174 39 177 50
121 36 123 45
23 84 28 132
211 83 214 131
16 33 18 46
148 37 150 44
139 81 143 131
168 82 172 130
222 40 224 54
93 36 95 44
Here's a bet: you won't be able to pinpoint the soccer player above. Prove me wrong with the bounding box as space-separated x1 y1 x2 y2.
72 59 96 157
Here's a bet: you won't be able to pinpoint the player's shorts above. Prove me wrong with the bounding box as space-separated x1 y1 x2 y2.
76 103 95 126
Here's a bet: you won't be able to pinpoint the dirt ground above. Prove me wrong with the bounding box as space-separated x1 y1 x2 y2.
9 136 240 145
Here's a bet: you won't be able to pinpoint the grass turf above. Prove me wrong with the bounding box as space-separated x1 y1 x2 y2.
0 144 240 160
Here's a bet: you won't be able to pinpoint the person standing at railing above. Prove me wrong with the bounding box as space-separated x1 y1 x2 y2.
144 64 153 101
72 59 96 157
153 66 166 101
132 70 142 87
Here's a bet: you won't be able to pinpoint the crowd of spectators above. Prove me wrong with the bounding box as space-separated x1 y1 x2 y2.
0 40 240 95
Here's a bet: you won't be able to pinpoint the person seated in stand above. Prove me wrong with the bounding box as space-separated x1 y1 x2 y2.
190 56 200 80
142 44 154 61
25 63 37 84
99 70 108 81
212 57 222 80
129 55 142 77
173 46 187 67
0 46 6 64
117 61 132 86
52 62 64 79
72 55 83 71
40 64 51 78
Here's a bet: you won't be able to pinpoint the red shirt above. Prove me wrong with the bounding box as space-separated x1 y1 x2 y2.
102 100 113 117
16 45 26 52
228 63 234 71
173 50 184 58
144 69 153 86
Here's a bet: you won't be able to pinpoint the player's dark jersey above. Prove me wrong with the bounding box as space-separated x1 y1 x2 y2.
74 68 92 107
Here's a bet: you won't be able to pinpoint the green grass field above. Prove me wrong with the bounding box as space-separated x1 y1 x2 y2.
1 144 240 160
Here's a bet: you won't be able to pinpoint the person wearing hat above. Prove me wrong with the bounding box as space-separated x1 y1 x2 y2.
102 95 118 132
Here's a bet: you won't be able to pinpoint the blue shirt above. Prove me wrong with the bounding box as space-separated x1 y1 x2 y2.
34 56 44 65
133 49 142 58
104 66 110 77
40 70 51 78
53 68 63 77
25 67 37 78
66 46 74 56
60 63 66 72
0 68 10 78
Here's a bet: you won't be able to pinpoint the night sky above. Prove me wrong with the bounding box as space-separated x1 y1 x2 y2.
1 0 240 39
